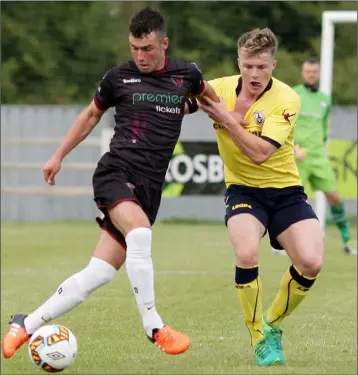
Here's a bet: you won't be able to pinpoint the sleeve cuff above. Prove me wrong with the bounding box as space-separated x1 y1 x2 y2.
93 96 105 111
261 136 281 149
185 97 199 114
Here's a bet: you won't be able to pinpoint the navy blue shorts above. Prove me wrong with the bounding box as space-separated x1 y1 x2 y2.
224 185 318 250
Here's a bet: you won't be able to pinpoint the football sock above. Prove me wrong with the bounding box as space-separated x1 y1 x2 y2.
24 257 116 334
235 266 264 347
125 227 164 338
330 202 350 244
266 265 317 327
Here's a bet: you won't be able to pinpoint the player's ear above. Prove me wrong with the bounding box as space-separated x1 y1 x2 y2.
272 59 277 70
237 57 240 69
161 36 169 51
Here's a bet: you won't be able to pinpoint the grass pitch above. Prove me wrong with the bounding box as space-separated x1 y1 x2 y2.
1 221 357 374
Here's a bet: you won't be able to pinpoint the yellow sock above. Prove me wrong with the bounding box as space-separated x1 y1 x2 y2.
266 265 317 327
235 266 264 347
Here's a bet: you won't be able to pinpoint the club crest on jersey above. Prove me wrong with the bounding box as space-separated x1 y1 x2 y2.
171 75 184 88
253 111 265 125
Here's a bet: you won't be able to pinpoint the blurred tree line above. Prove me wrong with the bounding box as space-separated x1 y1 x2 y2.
1 1 356 105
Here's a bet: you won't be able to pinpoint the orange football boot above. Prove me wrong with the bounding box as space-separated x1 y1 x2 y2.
151 325 191 355
2 315 30 358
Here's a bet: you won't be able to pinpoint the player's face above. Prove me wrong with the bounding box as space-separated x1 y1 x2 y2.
302 62 320 86
238 50 276 96
129 32 169 73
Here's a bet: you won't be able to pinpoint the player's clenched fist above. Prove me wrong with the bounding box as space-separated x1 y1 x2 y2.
43 155 62 185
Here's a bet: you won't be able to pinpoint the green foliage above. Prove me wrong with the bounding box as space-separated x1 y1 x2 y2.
1 1 356 104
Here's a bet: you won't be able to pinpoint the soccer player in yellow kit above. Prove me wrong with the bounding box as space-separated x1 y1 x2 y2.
197 28 324 366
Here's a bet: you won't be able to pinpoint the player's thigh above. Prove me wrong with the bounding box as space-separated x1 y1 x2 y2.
93 168 150 236
108 201 150 236
277 218 323 277
269 187 321 261
108 182 162 234
225 185 268 267
93 229 127 270
270 191 324 277
309 157 337 193
227 214 266 267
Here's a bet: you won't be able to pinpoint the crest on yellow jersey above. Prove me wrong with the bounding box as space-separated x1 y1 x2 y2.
253 111 265 125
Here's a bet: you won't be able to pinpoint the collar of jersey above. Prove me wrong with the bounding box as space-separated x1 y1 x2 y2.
235 77 273 101
303 83 319 93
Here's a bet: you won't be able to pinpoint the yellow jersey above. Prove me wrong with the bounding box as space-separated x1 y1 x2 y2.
209 75 301 189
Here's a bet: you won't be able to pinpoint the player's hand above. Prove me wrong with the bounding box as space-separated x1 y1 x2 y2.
43 155 62 185
200 96 233 123
294 144 306 161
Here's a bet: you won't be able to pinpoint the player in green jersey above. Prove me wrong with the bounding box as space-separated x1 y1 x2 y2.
273 57 356 255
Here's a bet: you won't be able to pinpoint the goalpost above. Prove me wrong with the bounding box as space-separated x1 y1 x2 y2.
316 10 357 233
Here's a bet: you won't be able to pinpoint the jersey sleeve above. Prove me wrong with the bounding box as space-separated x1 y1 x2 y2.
94 68 116 110
261 97 301 148
187 62 204 96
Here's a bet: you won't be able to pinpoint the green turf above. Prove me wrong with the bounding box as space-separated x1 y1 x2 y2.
1 221 357 374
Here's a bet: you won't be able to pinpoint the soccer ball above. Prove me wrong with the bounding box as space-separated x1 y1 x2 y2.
28 325 77 373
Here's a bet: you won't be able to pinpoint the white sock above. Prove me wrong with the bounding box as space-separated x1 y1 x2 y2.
125 227 164 337
24 257 116 334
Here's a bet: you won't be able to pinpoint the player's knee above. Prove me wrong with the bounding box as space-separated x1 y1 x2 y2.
125 227 152 257
296 256 323 277
288 265 317 290
76 257 117 299
234 247 259 268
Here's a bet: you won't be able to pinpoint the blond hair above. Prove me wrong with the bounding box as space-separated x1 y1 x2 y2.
237 28 278 57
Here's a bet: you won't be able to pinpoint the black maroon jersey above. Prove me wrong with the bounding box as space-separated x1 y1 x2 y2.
94 57 204 184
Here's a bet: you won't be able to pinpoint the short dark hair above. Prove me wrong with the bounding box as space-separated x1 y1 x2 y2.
129 7 166 38
303 57 320 65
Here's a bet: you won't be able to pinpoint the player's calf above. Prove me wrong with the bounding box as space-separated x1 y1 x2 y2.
25 257 117 334
326 196 356 254
3 257 117 359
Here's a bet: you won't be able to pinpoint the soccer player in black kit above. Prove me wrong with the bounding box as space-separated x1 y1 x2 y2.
3 7 218 359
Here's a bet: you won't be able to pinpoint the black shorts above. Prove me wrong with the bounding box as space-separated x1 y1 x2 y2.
224 185 318 250
93 157 162 248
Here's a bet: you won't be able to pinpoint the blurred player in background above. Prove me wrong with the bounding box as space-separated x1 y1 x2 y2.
288 57 356 255
2 7 218 359
190 28 324 367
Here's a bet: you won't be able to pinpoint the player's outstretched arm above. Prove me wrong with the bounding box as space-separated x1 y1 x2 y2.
43 100 105 185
